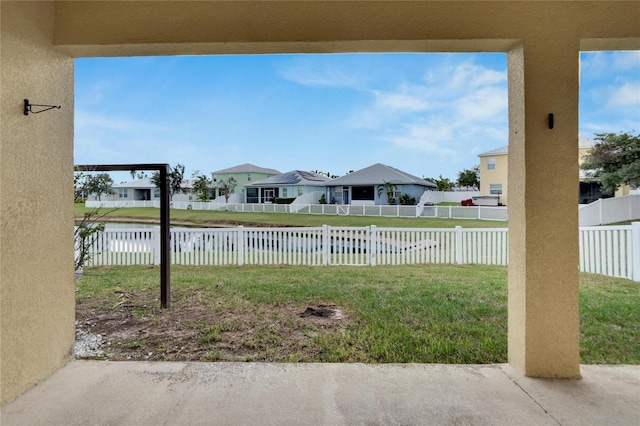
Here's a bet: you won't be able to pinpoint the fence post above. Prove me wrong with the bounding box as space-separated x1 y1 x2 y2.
455 226 463 264
370 225 377 266
478 206 482 220
322 224 329 266
237 226 244 266
632 222 640 282
154 226 161 265
598 199 603 225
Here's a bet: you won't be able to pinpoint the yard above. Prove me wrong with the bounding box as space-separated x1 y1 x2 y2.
76 264 639 365
74 204 508 229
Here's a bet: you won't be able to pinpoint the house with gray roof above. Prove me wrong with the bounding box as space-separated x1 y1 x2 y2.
246 170 331 203
211 163 281 203
92 177 213 203
87 177 159 202
325 163 437 205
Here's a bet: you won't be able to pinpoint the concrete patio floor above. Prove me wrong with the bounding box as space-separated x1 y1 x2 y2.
2 361 638 425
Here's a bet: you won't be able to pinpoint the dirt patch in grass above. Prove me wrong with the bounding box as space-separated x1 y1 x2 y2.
76 289 350 362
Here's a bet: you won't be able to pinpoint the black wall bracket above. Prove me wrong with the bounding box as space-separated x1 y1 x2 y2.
548 113 554 129
24 99 61 116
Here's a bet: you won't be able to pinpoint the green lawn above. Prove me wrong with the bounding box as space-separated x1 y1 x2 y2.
77 265 639 364
74 204 507 229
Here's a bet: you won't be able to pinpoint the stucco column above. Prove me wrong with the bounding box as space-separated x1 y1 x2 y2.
507 41 581 378
1 2 76 403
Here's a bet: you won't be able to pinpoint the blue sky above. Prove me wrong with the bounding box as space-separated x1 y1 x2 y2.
75 51 639 183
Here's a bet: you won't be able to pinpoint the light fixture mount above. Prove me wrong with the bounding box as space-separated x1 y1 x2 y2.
24 99 61 116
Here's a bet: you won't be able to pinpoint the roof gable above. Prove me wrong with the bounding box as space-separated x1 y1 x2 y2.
212 163 281 175
478 146 508 157
113 178 156 188
327 163 436 187
249 170 331 186
478 138 597 157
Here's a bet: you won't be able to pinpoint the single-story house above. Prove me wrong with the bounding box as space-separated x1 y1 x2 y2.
90 178 217 203
87 178 159 202
324 163 437 205
245 170 331 203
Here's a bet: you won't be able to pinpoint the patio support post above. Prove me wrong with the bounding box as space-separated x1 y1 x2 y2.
507 40 581 378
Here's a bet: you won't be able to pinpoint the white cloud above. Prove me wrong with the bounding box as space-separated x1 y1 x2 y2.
454 86 508 122
612 51 640 71
351 59 508 163
606 82 640 108
581 51 640 80
446 62 506 92
276 62 363 89
385 123 455 154
374 90 430 113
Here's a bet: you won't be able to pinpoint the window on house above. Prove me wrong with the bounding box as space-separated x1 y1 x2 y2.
487 157 496 170
333 186 343 203
297 187 303 196
282 187 288 197
247 174 252 181
118 189 128 198
153 188 160 198
489 184 503 194
352 185 374 200
246 187 258 203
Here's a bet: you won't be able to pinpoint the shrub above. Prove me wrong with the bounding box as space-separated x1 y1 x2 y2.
274 197 296 204
398 194 416 205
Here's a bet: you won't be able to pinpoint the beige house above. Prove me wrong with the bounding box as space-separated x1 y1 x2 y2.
2 1 639 405
478 146 509 205
478 138 628 205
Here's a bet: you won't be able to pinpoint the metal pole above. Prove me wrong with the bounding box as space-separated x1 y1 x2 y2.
160 165 171 308
74 163 172 309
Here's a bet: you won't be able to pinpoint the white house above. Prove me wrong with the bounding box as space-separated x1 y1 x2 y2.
246 170 331 203
324 163 437 205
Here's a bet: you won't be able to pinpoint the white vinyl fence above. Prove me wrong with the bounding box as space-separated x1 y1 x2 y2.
85 194 640 225
85 200 508 221
579 195 640 226
82 223 640 281
420 190 480 205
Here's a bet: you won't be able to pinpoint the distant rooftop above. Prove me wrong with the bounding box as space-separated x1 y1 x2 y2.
248 170 331 187
113 178 156 188
478 138 597 157
212 163 281 175
478 146 508 157
328 163 436 187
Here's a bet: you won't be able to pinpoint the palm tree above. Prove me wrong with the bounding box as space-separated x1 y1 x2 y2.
377 180 397 205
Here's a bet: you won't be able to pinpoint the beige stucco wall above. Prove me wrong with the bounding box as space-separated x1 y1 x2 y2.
508 37 583 377
1 0 639 404
479 154 509 205
1 1 75 404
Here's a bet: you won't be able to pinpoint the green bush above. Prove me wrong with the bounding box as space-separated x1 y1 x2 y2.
274 197 296 204
398 194 416 205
